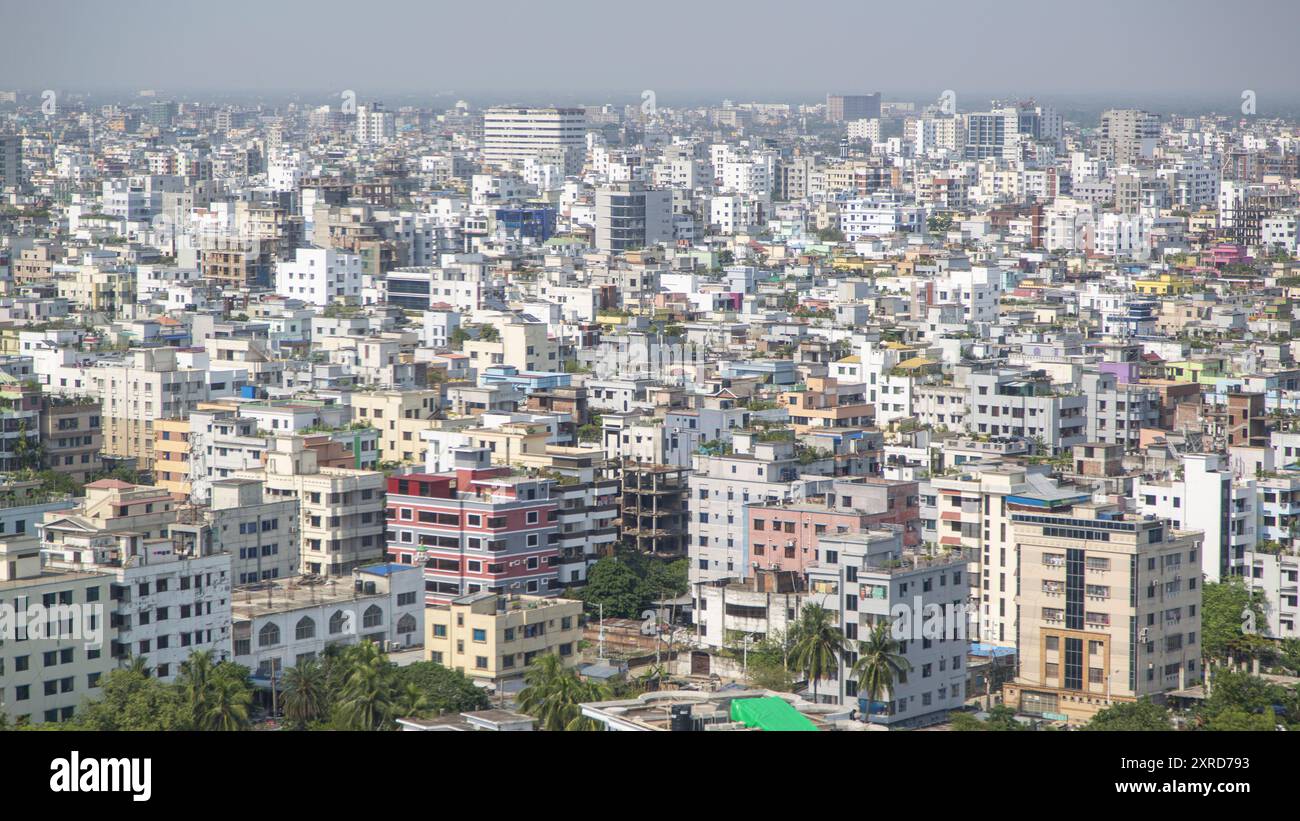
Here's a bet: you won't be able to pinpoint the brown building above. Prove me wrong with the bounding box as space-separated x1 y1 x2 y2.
39 396 103 482
1225 391 1266 448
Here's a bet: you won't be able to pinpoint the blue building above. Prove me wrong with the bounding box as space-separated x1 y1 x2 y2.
494 207 557 242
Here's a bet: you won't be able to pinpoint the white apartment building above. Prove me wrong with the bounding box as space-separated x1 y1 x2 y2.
1135 453 1255 583
232 563 424 681
275 246 364 307
806 530 969 726
482 107 587 175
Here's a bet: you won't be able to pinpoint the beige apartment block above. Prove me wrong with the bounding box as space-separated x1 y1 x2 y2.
349 388 441 464
425 592 582 688
0 536 115 726
235 435 385 577
1004 502 1203 725
88 348 207 467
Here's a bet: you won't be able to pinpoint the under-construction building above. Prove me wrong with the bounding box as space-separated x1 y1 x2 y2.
619 462 689 558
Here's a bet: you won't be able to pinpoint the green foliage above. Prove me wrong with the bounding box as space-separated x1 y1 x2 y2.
1197 669 1295 730
951 704 1030 731
1201 577 1269 665
516 654 609 731
391 662 491 715
1082 698 1173 731
281 658 330 730
575 552 688 620
849 621 911 706
789 603 844 702
576 556 644 619
65 667 193 731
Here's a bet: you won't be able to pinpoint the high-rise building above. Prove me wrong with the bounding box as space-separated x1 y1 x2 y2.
0 135 22 190
482 107 587 175
1100 109 1160 166
1005 503 1202 725
355 102 395 145
826 93 881 123
594 182 673 253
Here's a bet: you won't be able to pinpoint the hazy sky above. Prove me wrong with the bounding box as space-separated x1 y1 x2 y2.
6 0 1300 107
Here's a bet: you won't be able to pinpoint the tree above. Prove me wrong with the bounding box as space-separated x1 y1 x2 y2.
202 676 253 731
69 668 190 731
478 324 501 343
333 642 397 730
789 603 844 703
1202 577 1268 669
1198 668 1292 729
390 662 491 715
849 621 911 713
282 659 330 729
742 631 798 692
516 654 608 731
578 557 644 619
178 652 254 731
1082 698 1173 731
1203 708 1278 731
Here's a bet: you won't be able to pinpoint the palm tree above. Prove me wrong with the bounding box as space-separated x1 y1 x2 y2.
849 621 912 720
282 659 329 729
202 676 252 731
336 641 396 730
789 603 844 704
393 682 433 720
123 655 152 677
517 654 605 731
179 650 215 725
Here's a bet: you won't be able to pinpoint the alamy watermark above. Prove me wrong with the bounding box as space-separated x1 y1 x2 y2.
0 602 104 649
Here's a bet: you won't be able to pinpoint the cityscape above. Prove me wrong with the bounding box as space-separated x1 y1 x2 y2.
0 3 1296 773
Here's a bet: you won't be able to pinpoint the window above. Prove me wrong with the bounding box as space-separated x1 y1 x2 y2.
329 610 349 635
295 617 316 641
259 623 281 647
362 605 383 628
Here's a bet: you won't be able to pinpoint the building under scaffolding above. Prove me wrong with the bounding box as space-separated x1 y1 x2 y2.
619 462 689 558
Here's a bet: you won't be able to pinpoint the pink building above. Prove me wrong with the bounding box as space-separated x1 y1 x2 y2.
745 478 920 575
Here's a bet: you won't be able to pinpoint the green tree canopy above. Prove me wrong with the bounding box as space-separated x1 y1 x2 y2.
1082 698 1173 731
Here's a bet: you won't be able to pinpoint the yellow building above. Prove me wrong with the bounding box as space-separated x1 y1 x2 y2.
349 388 442 464
1132 272 1193 296
152 418 192 497
56 265 137 316
425 592 583 687
463 320 557 374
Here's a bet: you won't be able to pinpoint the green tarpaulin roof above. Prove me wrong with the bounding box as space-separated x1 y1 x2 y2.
729 697 819 732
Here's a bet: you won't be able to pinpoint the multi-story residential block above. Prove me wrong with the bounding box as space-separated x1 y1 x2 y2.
921 464 1090 646
236 436 386 577
385 448 562 604
232 563 423 681
0 534 115 726
38 395 103 482
425 592 582 688
967 369 1087 454
1136 453 1255 583
41 482 234 682
482 107 587 175
799 530 968 726
1003 503 1203 725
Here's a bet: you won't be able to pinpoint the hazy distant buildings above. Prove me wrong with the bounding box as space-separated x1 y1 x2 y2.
826 93 881 123
483 107 587 175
